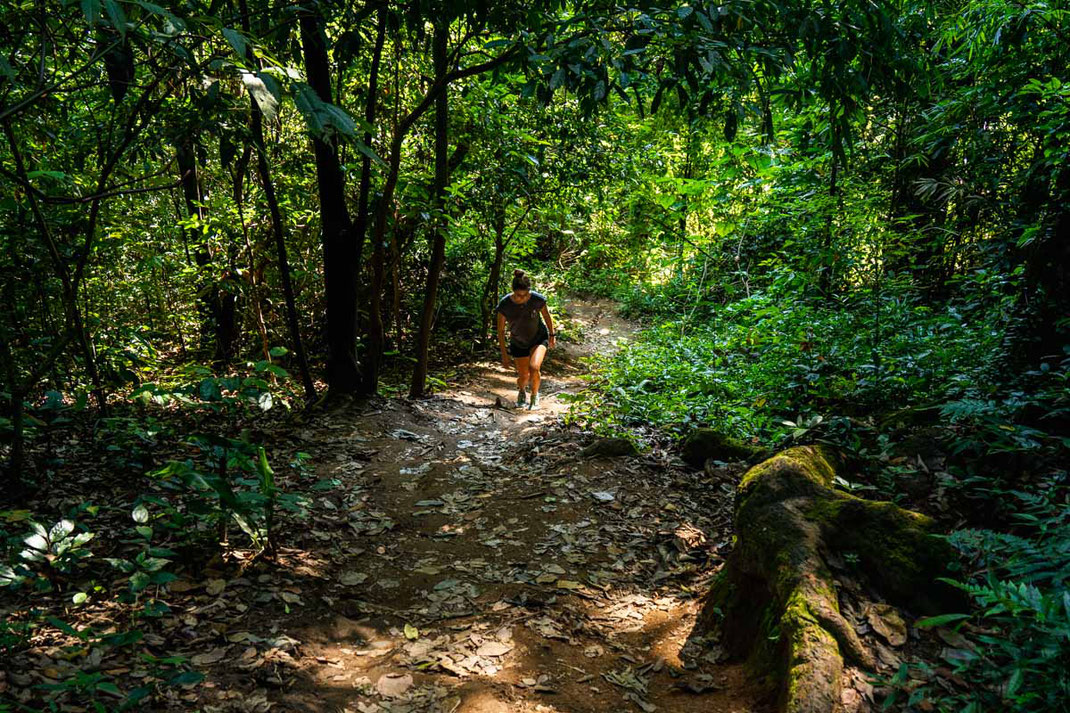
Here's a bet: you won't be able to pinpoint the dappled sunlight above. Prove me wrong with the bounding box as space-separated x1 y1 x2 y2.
141 295 757 712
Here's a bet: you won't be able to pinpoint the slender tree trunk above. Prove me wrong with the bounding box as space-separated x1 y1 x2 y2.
231 144 271 362
299 9 362 396
252 86 316 401
481 198 507 343
176 137 226 357
2 119 107 413
821 104 840 296
390 213 404 346
677 122 693 276
242 0 316 400
410 22 450 398
353 8 386 282
0 317 27 497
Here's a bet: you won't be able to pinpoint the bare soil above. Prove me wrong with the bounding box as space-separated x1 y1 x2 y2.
2 298 773 713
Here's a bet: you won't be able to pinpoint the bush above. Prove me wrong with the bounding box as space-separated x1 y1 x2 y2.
891 486 1070 712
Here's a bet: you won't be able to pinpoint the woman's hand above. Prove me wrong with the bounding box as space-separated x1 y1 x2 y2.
549 334 557 349
501 353 512 369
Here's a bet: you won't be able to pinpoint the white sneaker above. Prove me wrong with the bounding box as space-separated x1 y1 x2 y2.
528 392 541 410
516 389 527 408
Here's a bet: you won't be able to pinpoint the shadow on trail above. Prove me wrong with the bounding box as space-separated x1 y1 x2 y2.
180 297 770 713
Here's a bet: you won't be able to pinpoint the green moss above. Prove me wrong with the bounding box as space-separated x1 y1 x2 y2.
580 437 639 458
804 496 960 613
705 444 961 712
738 445 839 495
681 427 765 467
779 587 843 713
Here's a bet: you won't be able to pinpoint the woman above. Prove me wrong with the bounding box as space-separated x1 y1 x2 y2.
496 269 556 409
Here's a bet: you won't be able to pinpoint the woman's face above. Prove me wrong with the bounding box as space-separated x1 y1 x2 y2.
511 289 531 304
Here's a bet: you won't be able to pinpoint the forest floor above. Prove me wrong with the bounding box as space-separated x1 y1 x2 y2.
170 297 769 712
2 297 777 713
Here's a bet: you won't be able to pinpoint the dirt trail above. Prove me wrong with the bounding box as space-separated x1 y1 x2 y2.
202 297 769 712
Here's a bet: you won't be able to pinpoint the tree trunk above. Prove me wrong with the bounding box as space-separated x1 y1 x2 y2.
175 136 224 357
695 446 962 713
409 22 450 398
353 8 386 284
299 9 362 396
231 144 271 363
481 199 507 344
0 331 27 498
242 0 316 401
389 213 405 347
2 119 107 414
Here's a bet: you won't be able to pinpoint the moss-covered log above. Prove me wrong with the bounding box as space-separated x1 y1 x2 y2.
697 446 959 713
680 427 767 468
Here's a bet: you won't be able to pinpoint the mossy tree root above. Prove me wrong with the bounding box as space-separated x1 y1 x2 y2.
697 446 959 713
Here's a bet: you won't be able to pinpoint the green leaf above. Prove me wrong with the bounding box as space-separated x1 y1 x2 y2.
96 681 123 697
26 170 67 181
103 0 126 34
168 670 205 686
242 71 280 120
915 613 971 629
130 571 150 592
139 557 170 572
0 55 15 83
222 28 248 59
257 447 276 497
82 0 101 24
47 616 88 640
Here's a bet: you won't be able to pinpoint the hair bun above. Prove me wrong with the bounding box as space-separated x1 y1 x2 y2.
513 269 525 278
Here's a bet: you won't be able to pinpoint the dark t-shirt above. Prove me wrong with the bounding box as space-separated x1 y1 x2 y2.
497 291 547 346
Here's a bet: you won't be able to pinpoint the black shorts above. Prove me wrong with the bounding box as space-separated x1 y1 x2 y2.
508 326 549 358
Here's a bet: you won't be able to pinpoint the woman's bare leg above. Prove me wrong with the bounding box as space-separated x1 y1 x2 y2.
528 344 548 397
514 356 530 392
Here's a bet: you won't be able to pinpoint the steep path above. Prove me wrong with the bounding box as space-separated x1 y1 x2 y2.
190 297 769 713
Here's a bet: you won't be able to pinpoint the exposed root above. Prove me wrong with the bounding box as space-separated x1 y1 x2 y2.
697 446 959 713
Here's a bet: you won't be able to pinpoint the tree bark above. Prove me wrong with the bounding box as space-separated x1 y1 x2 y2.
299 9 362 396
409 22 450 398
353 8 386 284
481 198 507 343
175 136 235 362
696 446 961 713
242 0 316 401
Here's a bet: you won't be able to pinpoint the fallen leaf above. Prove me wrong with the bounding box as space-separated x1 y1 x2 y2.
476 641 513 657
864 603 907 647
340 572 369 586
191 648 228 666
205 579 226 596
376 672 414 698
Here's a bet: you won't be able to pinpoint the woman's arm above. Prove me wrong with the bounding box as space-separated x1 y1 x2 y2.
497 313 510 367
540 305 556 349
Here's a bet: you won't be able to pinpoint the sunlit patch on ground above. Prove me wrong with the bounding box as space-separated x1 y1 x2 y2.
1 297 766 713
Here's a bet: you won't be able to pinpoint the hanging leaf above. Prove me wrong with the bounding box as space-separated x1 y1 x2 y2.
242 71 280 120
222 28 248 60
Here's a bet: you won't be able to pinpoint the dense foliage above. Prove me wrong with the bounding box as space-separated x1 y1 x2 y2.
1 0 1067 709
